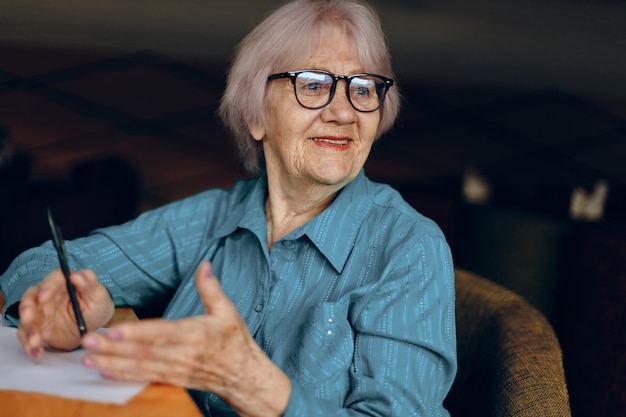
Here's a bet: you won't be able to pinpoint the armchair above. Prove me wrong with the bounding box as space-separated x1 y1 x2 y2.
444 268 571 416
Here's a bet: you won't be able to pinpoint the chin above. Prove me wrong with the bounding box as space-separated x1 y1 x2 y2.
312 166 358 187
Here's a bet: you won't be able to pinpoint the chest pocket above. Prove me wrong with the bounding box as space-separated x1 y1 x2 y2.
284 300 355 388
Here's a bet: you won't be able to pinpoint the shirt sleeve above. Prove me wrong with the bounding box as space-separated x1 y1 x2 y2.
0 192 219 325
283 232 457 417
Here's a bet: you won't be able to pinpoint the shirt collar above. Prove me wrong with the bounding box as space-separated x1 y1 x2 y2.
214 174 268 244
214 171 374 274
299 171 373 273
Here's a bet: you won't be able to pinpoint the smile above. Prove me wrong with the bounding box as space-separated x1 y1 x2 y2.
309 137 351 146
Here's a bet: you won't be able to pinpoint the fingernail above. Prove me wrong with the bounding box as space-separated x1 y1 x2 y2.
83 335 98 348
31 347 41 358
100 369 112 378
76 271 88 282
205 262 212 278
83 357 96 368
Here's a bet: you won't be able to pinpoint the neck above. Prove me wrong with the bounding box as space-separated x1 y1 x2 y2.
264 176 340 251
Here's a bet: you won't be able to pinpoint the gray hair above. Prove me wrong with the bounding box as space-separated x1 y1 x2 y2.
218 0 401 173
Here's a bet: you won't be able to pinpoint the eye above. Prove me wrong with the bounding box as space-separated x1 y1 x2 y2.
297 81 328 97
352 86 371 97
296 72 332 96
302 81 323 92
350 77 377 101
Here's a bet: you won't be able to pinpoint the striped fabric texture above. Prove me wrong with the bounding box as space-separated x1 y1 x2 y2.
1 170 457 416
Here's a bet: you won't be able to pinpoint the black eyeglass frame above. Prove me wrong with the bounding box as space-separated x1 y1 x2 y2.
267 70 394 113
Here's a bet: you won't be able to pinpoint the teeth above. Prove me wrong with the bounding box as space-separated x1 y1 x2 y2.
310 137 349 145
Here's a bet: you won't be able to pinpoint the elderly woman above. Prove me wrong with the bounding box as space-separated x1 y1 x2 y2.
0 0 456 416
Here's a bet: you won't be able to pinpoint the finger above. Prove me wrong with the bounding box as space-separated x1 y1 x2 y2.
83 330 143 357
81 329 222 389
194 262 234 316
35 270 66 304
18 285 40 324
83 352 194 386
83 318 183 346
70 269 99 296
17 327 44 359
81 328 198 384
82 318 224 368
17 286 45 358
68 269 115 329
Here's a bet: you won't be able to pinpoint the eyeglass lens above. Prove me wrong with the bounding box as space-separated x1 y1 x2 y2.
294 71 386 112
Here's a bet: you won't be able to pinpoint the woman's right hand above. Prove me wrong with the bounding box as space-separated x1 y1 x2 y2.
16 269 115 358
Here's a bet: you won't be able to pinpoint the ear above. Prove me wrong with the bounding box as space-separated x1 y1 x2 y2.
248 121 265 141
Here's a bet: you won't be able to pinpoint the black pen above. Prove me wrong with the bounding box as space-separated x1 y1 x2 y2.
47 207 87 337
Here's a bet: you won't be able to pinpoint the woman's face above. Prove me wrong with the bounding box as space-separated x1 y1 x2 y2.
250 26 381 191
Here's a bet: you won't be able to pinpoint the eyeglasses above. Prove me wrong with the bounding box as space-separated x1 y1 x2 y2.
267 70 394 112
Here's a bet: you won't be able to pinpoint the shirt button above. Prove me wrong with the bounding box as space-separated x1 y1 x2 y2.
255 304 264 313
281 240 294 248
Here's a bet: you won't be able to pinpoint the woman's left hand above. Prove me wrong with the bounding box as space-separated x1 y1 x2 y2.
81 262 291 417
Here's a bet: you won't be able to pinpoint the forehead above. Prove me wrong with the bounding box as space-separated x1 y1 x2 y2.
276 22 369 70
300 25 363 70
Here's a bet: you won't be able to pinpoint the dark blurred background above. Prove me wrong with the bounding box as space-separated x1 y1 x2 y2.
0 1 624 415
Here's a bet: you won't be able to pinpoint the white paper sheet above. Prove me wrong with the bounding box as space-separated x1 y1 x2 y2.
0 327 147 404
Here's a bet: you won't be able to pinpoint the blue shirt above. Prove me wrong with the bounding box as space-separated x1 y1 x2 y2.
1 170 457 416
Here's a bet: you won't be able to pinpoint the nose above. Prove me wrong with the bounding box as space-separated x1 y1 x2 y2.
320 80 358 124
